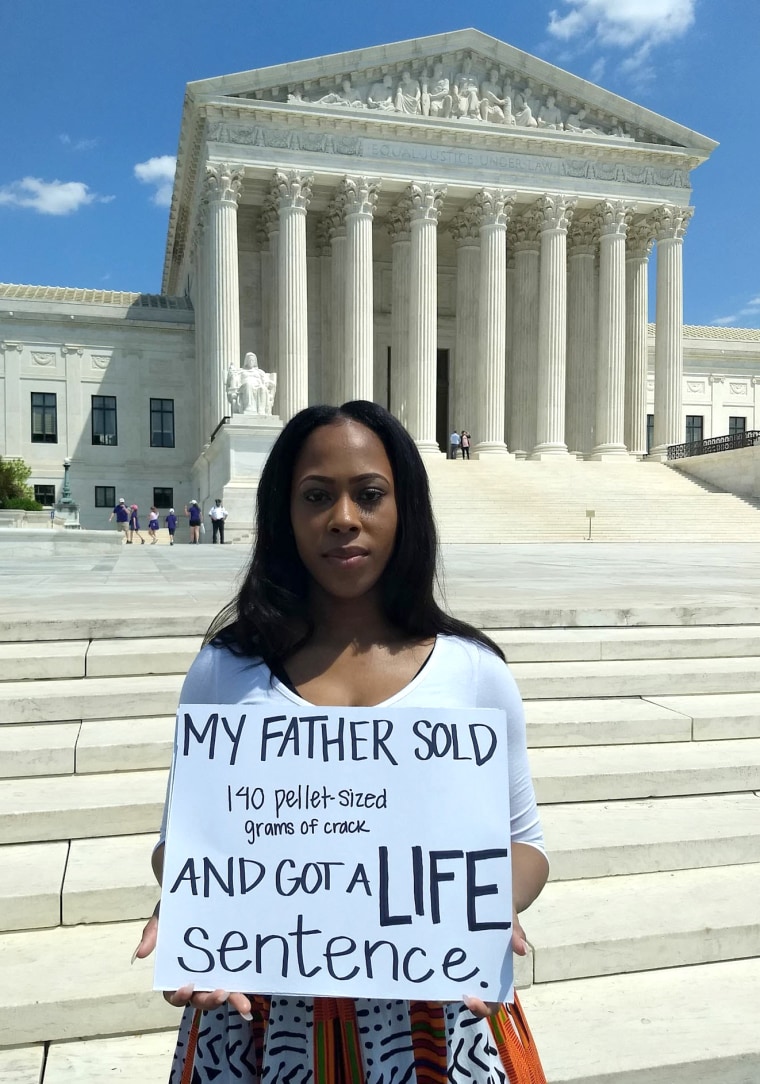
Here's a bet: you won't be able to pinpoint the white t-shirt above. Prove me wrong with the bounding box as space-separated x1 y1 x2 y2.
158 633 544 854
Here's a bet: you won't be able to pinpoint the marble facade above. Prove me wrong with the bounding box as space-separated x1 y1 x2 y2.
167 29 715 465
3 29 760 531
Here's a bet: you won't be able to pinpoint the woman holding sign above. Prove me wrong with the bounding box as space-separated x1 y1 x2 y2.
136 400 548 1084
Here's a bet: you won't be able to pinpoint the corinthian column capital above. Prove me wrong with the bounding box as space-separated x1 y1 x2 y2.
386 195 412 241
473 188 516 228
273 170 313 211
408 182 446 222
627 217 657 259
538 193 576 232
509 204 543 249
341 176 381 216
567 212 599 253
448 206 481 244
593 199 634 237
204 163 243 204
653 204 693 241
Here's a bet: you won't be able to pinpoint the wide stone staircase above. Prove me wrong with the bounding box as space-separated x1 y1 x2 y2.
428 457 760 542
1 618 760 1082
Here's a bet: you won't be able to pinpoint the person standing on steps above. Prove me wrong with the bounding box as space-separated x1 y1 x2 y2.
128 504 145 545
109 497 130 542
165 508 177 545
148 507 160 543
185 500 202 544
449 428 461 459
209 498 228 544
461 430 471 460
134 400 548 1084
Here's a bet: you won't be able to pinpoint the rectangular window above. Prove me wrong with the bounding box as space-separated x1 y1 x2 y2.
34 484 56 506
729 416 746 437
685 415 704 444
153 487 173 509
92 395 117 446
646 414 654 454
94 485 115 508
151 398 175 448
31 392 57 443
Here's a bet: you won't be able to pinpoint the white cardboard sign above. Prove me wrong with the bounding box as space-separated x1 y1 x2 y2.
154 705 513 1002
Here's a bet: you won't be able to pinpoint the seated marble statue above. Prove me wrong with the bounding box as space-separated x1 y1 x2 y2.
236 352 276 416
537 94 563 130
452 57 480 118
367 75 395 111
422 62 452 117
514 92 538 127
479 69 511 123
394 70 421 114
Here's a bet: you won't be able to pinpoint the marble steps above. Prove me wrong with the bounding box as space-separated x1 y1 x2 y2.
0 672 184 725
9 1032 177 1084
0 636 200 682
519 957 760 1084
5 789 759 936
494 625 760 662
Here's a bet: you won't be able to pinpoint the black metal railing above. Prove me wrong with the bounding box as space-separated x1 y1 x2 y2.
209 416 231 444
667 430 760 460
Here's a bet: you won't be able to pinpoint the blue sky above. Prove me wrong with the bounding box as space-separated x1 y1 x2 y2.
1 0 758 328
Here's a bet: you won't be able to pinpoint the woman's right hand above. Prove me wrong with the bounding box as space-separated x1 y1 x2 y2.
132 904 254 1020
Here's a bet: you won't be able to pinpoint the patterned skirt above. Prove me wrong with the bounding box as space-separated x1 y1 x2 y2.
168 995 545 1084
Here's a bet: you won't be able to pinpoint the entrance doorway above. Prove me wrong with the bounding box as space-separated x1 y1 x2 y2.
436 348 450 453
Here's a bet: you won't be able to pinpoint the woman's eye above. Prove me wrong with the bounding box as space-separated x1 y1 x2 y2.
303 489 329 504
359 488 385 504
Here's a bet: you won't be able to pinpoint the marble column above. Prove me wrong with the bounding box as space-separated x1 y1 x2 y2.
449 206 480 441
0 341 23 455
258 195 279 381
565 214 599 457
505 247 516 449
189 212 208 448
203 164 243 435
533 193 575 457
408 182 446 453
472 188 513 454
326 192 347 405
591 200 631 458
625 218 656 456
315 216 332 405
386 196 412 426
651 205 693 458
273 170 312 421
509 206 542 458
342 176 380 402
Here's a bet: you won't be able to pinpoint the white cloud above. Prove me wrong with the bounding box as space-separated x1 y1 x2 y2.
548 0 696 80
134 155 176 207
712 314 738 326
59 133 98 151
0 177 111 215
711 293 760 327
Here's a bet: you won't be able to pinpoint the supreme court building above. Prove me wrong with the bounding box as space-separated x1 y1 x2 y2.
4 29 760 530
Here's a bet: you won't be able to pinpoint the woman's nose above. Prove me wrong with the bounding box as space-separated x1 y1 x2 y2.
329 494 359 531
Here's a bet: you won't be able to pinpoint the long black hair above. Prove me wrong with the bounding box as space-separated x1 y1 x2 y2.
206 401 504 664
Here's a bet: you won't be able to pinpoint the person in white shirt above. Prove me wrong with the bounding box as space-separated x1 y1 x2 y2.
208 498 228 544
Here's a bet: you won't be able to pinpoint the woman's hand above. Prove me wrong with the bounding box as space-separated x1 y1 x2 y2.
463 909 528 1019
131 902 253 1021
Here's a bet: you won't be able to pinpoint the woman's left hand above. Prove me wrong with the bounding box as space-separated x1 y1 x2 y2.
463 909 528 1019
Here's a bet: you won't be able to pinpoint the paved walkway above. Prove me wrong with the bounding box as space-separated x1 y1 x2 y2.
2 541 760 633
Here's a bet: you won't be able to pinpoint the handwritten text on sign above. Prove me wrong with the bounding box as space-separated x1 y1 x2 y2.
154 706 513 1000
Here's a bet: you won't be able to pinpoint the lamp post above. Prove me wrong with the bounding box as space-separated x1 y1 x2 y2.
60 458 72 506
54 457 80 528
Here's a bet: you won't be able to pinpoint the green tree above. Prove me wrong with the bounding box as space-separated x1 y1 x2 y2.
0 457 43 510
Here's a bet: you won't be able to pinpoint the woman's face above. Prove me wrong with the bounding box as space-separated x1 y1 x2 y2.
290 420 398 603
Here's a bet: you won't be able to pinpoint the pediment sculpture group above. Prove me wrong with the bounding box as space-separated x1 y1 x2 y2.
282 57 640 142
226 352 277 416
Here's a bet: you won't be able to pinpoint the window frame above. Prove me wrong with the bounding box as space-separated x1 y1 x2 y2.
153 487 174 509
33 484 56 506
685 415 704 444
728 416 747 438
91 395 118 447
94 485 116 508
31 392 58 444
150 398 175 449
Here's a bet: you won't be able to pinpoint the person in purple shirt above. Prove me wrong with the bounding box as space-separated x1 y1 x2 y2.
108 497 130 542
165 508 178 546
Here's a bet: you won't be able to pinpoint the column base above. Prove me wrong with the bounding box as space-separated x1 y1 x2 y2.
588 443 631 461
530 442 569 460
647 445 671 462
473 441 510 457
415 439 445 457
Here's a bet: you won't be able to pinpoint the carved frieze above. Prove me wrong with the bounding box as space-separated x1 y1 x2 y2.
729 382 748 396
91 355 111 370
686 381 705 394
205 121 690 191
236 52 672 146
31 351 56 366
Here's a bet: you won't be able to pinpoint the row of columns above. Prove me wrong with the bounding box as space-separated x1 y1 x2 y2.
192 160 692 459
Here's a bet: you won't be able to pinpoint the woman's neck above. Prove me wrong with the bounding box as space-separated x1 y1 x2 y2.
306 590 399 650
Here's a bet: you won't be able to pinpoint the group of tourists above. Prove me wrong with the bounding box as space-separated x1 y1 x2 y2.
449 428 472 459
109 498 228 545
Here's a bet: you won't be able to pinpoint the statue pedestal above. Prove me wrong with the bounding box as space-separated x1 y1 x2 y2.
191 414 284 544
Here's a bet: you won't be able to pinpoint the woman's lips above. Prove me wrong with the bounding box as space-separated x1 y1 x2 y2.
324 547 369 566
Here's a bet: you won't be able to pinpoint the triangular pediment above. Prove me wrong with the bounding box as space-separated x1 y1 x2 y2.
188 29 716 154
